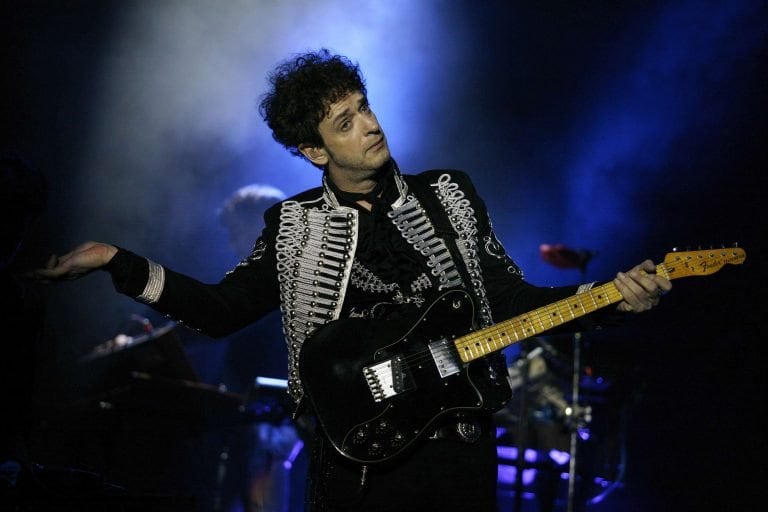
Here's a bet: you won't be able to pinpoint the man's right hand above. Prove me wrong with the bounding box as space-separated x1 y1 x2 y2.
26 242 118 283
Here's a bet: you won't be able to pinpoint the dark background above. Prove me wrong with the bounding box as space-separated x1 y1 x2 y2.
2 1 766 511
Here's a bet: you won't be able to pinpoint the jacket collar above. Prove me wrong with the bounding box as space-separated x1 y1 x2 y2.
322 159 409 209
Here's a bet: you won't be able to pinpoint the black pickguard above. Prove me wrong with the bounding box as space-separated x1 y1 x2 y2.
298 289 511 464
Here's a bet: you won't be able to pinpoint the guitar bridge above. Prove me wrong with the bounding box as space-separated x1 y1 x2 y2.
363 355 409 402
428 338 461 378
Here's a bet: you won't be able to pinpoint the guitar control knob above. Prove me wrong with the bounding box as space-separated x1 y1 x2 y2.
369 442 383 456
352 426 369 444
376 420 391 434
391 431 406 447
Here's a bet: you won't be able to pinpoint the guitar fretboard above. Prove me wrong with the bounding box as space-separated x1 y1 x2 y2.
454 261 675 363
452 245 745 362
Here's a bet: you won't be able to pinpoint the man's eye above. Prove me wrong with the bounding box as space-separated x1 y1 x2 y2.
340 120 351 131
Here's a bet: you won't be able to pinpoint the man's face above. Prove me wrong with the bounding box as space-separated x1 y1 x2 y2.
303 91 390 191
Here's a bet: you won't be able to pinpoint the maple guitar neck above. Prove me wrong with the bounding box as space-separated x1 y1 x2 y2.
454 247 746 363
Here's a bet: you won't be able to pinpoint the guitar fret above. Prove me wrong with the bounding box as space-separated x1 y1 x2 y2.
520 316 535 337
586 291 598 311
470 338 481 358
545 306 560 328
497 330 509 348
483 334 493 354
578 294 589 313
569 298 583 316
567 299 576 319
496 329 506 351
556 304 568 323
494 331 505 350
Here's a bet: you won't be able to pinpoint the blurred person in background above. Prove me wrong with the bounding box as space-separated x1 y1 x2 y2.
217 183 305 512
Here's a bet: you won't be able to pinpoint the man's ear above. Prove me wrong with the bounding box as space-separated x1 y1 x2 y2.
298 144 329 166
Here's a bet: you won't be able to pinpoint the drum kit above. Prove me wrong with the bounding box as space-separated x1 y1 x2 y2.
33 317 302 512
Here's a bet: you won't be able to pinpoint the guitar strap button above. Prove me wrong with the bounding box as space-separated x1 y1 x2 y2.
456 420 482 443
429 418 484 443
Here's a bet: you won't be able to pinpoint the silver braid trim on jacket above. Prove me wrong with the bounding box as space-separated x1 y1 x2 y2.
431 174 494 328
350 260 432 297
483 227 524 278
137 259 165 304
350 260 398 293
275 200 358 403
226 239 268 274
387 194 463 290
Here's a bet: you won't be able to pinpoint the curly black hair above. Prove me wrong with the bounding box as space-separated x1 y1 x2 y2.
258 49 367 160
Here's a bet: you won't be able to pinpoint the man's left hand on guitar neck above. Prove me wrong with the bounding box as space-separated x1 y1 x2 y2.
614 259 672 313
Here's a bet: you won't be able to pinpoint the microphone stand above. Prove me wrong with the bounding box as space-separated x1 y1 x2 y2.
566 262 593 512
512 340 530 512
533 243 596 512
566 330 582 512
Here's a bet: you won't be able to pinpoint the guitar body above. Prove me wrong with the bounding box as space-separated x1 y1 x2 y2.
299 289 511 464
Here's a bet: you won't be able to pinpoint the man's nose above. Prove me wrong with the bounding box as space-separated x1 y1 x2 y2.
364 114 381 133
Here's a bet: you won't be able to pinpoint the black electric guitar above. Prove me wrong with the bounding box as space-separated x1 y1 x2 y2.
299 248 746 464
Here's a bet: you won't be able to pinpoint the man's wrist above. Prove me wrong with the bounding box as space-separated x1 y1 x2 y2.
103 244 118 265
103 248 150 298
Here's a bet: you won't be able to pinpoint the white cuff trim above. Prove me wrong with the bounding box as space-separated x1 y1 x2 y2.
137 259 165 304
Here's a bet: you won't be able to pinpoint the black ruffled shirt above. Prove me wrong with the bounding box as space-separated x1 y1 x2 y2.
324 164 437 317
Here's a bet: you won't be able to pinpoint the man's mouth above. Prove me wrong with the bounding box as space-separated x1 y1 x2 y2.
368 137 385 151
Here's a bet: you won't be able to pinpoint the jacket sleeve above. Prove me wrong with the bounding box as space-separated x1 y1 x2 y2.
104 204 283 338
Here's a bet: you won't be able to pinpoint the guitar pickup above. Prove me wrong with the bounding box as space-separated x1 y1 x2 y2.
363 355 408 402
428 338 461 378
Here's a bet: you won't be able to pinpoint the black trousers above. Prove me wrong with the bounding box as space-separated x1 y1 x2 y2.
305 423 499 512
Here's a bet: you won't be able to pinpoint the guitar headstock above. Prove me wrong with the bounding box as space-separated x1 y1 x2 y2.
662 246 746 278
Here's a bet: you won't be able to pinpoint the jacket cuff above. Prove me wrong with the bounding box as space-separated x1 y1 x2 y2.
102 248 151 298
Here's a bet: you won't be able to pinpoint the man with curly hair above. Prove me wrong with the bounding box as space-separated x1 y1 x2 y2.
30 49 671 511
